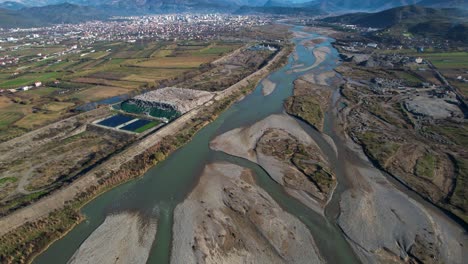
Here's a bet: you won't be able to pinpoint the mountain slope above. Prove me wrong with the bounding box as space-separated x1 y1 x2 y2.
322 5 468 41
418 0 468 9
322 5 465 27
264 0 423 12
0 1 25 9
0 3 109 28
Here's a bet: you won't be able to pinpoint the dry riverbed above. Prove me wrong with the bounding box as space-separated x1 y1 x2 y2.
171 162 324 264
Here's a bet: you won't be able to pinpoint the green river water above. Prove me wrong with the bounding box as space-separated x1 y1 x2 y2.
35 26 362 264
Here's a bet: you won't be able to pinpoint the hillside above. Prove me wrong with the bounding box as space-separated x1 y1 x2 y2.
0 1 25 9
236 5 322 16
0 3 109 28
418 0 468 9
321 5 468 42
318 0 419 12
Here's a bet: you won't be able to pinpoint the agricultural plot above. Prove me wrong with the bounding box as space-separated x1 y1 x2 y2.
0 112 23 129
134 56 213 69
71 86 132 102
421 52 468 97
0 40 240 141
422 52 468 69
391 70 424 86
0 72 63 88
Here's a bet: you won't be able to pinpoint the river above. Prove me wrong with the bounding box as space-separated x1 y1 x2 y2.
35 26 362 263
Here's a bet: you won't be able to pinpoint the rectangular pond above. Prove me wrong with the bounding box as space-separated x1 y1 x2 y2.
98 115 134 128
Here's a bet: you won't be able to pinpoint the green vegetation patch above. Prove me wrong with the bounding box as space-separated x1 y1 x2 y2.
193 44 238 56
415 153 436 178
392 70 423 86
0 72 62 89
25 87 60 96
284 95 323 130
0 177 18 186
0 191 48 216
134 121 160 133
423 52 468 69
0 206 81 263
0 112 23 129
425 123 468 146
293 156 335 194
360 131 401 166
450 157 468 220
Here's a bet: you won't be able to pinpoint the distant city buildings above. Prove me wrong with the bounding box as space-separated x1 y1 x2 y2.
0 14 269 45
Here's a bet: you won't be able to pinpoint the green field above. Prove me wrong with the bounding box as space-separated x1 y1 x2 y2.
0 112 23 129
0 72 63 88
423 52 468 69
193 44 238 56
135 121 160 133
392 70 423 86
25 87 60 96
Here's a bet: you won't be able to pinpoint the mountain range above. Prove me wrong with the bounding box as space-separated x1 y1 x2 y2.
322 5 468 41
0 0 466 28
0 0 466 12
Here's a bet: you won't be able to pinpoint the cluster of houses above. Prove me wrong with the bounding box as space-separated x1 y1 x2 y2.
456 75 468 83
0 81 42 93
0 55 19 66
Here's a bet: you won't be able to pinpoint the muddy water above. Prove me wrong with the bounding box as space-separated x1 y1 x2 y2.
34 26 361 264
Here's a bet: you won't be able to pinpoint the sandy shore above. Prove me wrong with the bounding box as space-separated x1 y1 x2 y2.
68 212 157 264
293 46 331 73
171 162 324 264
261 78 277 96
301 70 337 86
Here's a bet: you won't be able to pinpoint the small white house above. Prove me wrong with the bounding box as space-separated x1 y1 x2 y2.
34 81 42 87
367 43 378 49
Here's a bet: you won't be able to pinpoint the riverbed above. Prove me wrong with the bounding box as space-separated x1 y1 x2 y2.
33 25 467 264
34 25 362 264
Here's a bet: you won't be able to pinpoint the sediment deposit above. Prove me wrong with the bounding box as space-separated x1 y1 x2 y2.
261 77 277 96
338 141 466 264
171 162 324 264
210 114 336 212
68 212 157 264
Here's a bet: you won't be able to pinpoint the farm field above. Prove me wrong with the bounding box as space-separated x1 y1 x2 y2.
420 52 468 97
421 52 468 69
0 40 242 141
382 51 468 97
